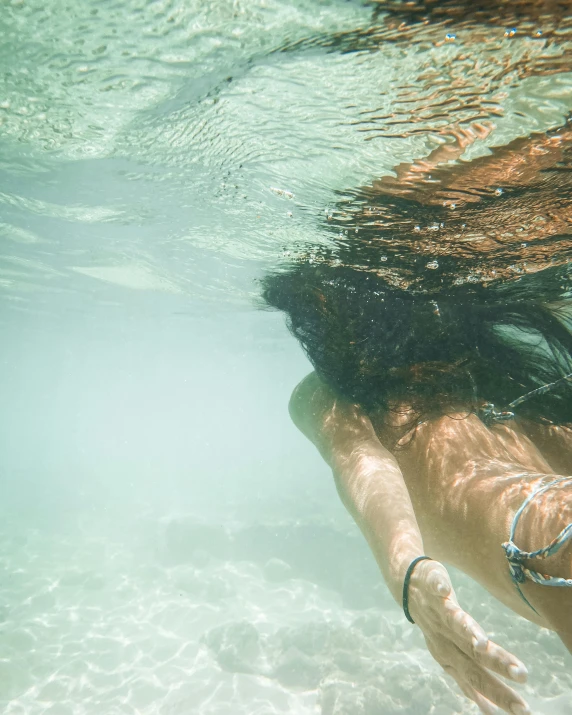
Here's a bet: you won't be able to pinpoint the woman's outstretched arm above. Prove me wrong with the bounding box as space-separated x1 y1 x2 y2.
289 372 530 715
289 371 425 600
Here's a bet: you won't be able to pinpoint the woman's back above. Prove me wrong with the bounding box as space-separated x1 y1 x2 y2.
368 405 572 629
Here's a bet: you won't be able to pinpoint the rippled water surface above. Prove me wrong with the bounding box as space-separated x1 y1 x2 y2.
2 0 571 308
1 1 572 713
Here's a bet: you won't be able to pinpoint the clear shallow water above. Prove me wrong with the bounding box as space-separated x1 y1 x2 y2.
1 1 572 713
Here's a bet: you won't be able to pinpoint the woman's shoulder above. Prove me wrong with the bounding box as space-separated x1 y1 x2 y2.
288 372 326 427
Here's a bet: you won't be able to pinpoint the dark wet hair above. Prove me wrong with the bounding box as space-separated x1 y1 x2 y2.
261 262 572 424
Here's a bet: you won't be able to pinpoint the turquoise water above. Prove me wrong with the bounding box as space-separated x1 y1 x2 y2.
1 1 572 713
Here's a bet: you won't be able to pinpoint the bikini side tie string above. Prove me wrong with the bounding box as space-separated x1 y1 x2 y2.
502 477 572 613
478 371 572 426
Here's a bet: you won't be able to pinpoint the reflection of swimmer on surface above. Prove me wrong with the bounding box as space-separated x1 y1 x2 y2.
330 117 572 289
262 119 572 715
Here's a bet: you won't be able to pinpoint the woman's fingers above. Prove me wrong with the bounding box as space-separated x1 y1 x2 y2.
463 659 527 714
440 597 490 652
412 561 529 713
438 641 530 714
466 638 528 684
438 599 528 684
445 666 499 715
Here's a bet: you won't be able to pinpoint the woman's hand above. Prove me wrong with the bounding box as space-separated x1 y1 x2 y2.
407 559 530 715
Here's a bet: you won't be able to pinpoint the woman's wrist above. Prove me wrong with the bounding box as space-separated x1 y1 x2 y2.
385 545 427 603
402 556 434 623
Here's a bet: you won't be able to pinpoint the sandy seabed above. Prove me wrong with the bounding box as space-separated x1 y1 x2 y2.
1 510 570 715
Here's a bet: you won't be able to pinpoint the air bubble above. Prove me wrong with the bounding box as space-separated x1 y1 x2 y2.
426 260 439 270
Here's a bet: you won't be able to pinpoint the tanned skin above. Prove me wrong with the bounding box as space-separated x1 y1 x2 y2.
290 372 572 715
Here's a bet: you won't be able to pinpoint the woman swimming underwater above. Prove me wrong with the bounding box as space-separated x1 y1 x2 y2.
262 119 572 714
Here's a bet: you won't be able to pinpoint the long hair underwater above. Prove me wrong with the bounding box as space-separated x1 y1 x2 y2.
262 117 572 427
262 262 572 425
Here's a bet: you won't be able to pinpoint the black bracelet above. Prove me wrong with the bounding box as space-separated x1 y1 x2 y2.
402 556 432 624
